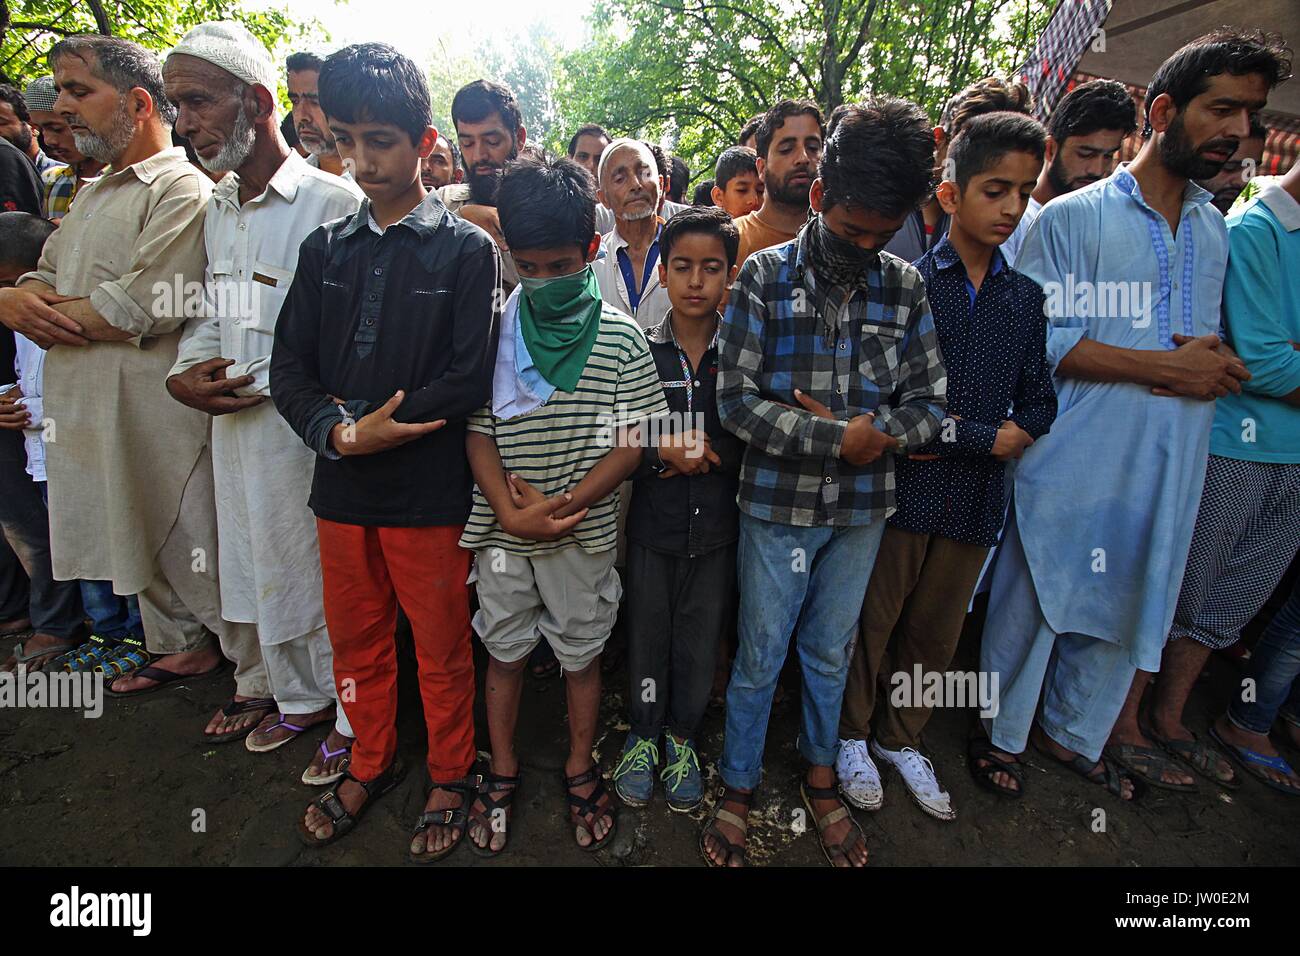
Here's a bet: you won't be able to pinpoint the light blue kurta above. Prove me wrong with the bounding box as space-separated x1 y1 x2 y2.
1010 165 1228 672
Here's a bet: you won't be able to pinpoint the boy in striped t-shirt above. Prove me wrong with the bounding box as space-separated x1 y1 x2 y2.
460 155 668 856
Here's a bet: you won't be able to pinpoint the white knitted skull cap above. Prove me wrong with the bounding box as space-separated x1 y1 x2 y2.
167 21 278 97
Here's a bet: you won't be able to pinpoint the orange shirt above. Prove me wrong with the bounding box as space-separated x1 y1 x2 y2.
734 210 800 267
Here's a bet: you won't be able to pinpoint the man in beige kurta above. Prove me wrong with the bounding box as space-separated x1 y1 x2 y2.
0 35 268 736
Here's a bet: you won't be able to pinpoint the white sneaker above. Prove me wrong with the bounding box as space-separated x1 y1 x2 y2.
836 738 884 811
870 740 956 821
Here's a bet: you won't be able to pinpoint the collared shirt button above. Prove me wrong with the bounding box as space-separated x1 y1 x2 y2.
373 267 383 276
693 507 700 516
839 341 846 349
824 476 832 483
693 380 700 387
365 318 374 326
239 223 247 231
368 293 377 301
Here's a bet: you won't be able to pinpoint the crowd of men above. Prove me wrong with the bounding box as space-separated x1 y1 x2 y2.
0 20 1296 867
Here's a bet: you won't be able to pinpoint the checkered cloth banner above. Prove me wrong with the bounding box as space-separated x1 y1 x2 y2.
1016 0 1114 121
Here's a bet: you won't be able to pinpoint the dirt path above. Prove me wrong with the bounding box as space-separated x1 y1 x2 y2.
2 621 1297 867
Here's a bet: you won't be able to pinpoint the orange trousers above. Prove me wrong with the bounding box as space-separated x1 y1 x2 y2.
316 519 476 782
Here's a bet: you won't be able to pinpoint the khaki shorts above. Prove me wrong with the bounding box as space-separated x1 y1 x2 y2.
470 545 622 671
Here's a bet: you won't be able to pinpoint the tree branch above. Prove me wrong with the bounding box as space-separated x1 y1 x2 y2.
838 0 881 75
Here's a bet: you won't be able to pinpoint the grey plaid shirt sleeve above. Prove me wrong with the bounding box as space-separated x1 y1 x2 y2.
872 275 947 452
717 263 848 460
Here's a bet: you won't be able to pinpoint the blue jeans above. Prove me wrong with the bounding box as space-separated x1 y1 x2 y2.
719 513 885 790
79 579 143 644
1228 576 1300 734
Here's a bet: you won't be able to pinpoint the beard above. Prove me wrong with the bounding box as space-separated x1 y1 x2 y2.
199 104 256 173
764 167 811 207
1046 154 1096 196
70 96 136 165
5 124 33 156
296 122 335 157
467 165 503 204
1160 115 1239 181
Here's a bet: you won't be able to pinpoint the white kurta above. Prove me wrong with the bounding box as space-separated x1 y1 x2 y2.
170 153 362 645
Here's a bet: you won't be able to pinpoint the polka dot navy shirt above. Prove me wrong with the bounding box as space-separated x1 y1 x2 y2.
889 237 1058 547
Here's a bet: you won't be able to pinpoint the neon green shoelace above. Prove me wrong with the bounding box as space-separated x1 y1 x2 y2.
614 737 659 780
660 739 699 789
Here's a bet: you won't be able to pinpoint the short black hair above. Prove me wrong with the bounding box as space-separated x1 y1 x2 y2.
756 99 824 159
497 154 596 253
1143 28 1292 138
49 35 176 126
567 123 609 156
738 114 762 146
286 51 325 74
660 205 739 268
691 178 715 206
949 111 1047 190
318 43 431 146
0 85 30 124
0 211 56 271
940 76 1033 136
714 145 758 190
668 155 689 203
1048 79 1137 142
819 97 934 218
451 79 521 135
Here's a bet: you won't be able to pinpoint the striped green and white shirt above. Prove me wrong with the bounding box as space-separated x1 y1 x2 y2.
460 305 669 555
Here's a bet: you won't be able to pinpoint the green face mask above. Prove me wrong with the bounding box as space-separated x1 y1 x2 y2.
518 265 600 319
516 264 604 393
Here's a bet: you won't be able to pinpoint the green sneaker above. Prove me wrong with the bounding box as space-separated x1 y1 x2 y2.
612 733 659 807
661 735 703 812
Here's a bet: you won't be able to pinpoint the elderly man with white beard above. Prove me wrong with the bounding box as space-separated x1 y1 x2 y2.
0 34 274 739
161 22 364 783
591 138 672 329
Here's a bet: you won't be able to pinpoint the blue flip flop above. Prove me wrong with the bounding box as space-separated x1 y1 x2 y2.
1208 725 1300 798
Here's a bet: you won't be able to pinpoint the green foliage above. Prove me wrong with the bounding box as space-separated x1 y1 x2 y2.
427 23 562 149
554 0 1055 183
1 0 324 86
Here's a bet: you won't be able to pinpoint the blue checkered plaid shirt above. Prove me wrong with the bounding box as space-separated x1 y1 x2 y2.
717 224 947 527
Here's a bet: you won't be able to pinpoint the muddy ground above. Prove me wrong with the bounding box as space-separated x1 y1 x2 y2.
2 598 1298 868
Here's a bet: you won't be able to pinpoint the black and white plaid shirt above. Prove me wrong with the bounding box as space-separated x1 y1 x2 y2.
717 224 947 527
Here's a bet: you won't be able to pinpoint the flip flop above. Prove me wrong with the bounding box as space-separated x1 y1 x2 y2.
200 697 278 745
104 658 232 699
245 715 309 753
1208 725 1300 798
302 739 353 786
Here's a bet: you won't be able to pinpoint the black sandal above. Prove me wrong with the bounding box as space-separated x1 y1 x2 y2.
563 764 618 852
699 784 753 867
1033 740 1143 802
467 763 521 858
299 758 407 849
967 733 1026 798
800 780 869 868
410 768 482 864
